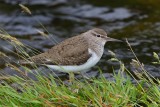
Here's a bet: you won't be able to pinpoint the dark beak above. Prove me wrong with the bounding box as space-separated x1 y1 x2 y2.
105 37 122 42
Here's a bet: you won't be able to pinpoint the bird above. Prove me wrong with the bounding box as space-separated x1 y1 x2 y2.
19 28 121 80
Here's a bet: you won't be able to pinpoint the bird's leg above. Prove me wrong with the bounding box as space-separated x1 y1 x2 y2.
80 72 90 80
68 72 75 82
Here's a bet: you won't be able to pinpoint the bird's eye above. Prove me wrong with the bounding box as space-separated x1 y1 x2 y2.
96 35 101 37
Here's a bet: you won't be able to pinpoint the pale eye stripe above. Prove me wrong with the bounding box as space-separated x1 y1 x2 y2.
91 32 102 37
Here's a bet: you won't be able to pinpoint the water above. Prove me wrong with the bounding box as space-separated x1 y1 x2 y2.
0 0 160 79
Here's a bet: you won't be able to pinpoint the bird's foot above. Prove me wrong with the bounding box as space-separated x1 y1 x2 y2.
68 72 75 83
80 72 90 80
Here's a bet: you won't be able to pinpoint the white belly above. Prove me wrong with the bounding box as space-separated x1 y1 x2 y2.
46 49 101 73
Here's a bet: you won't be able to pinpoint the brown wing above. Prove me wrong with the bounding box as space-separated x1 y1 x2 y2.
30 36 91 65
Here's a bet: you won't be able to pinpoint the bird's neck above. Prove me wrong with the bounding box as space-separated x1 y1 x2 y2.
82 35 105 57
89 42 104 58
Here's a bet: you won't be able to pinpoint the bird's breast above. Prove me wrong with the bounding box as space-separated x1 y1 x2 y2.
46 48 101 73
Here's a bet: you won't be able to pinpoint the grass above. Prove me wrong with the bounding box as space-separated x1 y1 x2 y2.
0 67 159 107
0 4 160 107
0 21 160 107
0 36 159 107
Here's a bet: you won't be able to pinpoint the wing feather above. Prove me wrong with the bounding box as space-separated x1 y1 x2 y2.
29 36 91 65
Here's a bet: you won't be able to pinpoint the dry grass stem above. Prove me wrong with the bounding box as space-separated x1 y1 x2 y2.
0 33 24 46
19 4 32 15
37 30 48 37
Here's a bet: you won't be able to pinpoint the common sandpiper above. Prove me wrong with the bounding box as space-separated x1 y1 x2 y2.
19 28 121 80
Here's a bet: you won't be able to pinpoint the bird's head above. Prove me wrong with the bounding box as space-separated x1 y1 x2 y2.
85 28 121 46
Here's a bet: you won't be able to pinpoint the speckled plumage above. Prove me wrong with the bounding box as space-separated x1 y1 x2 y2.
20 28 120 68
30 35 90 65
